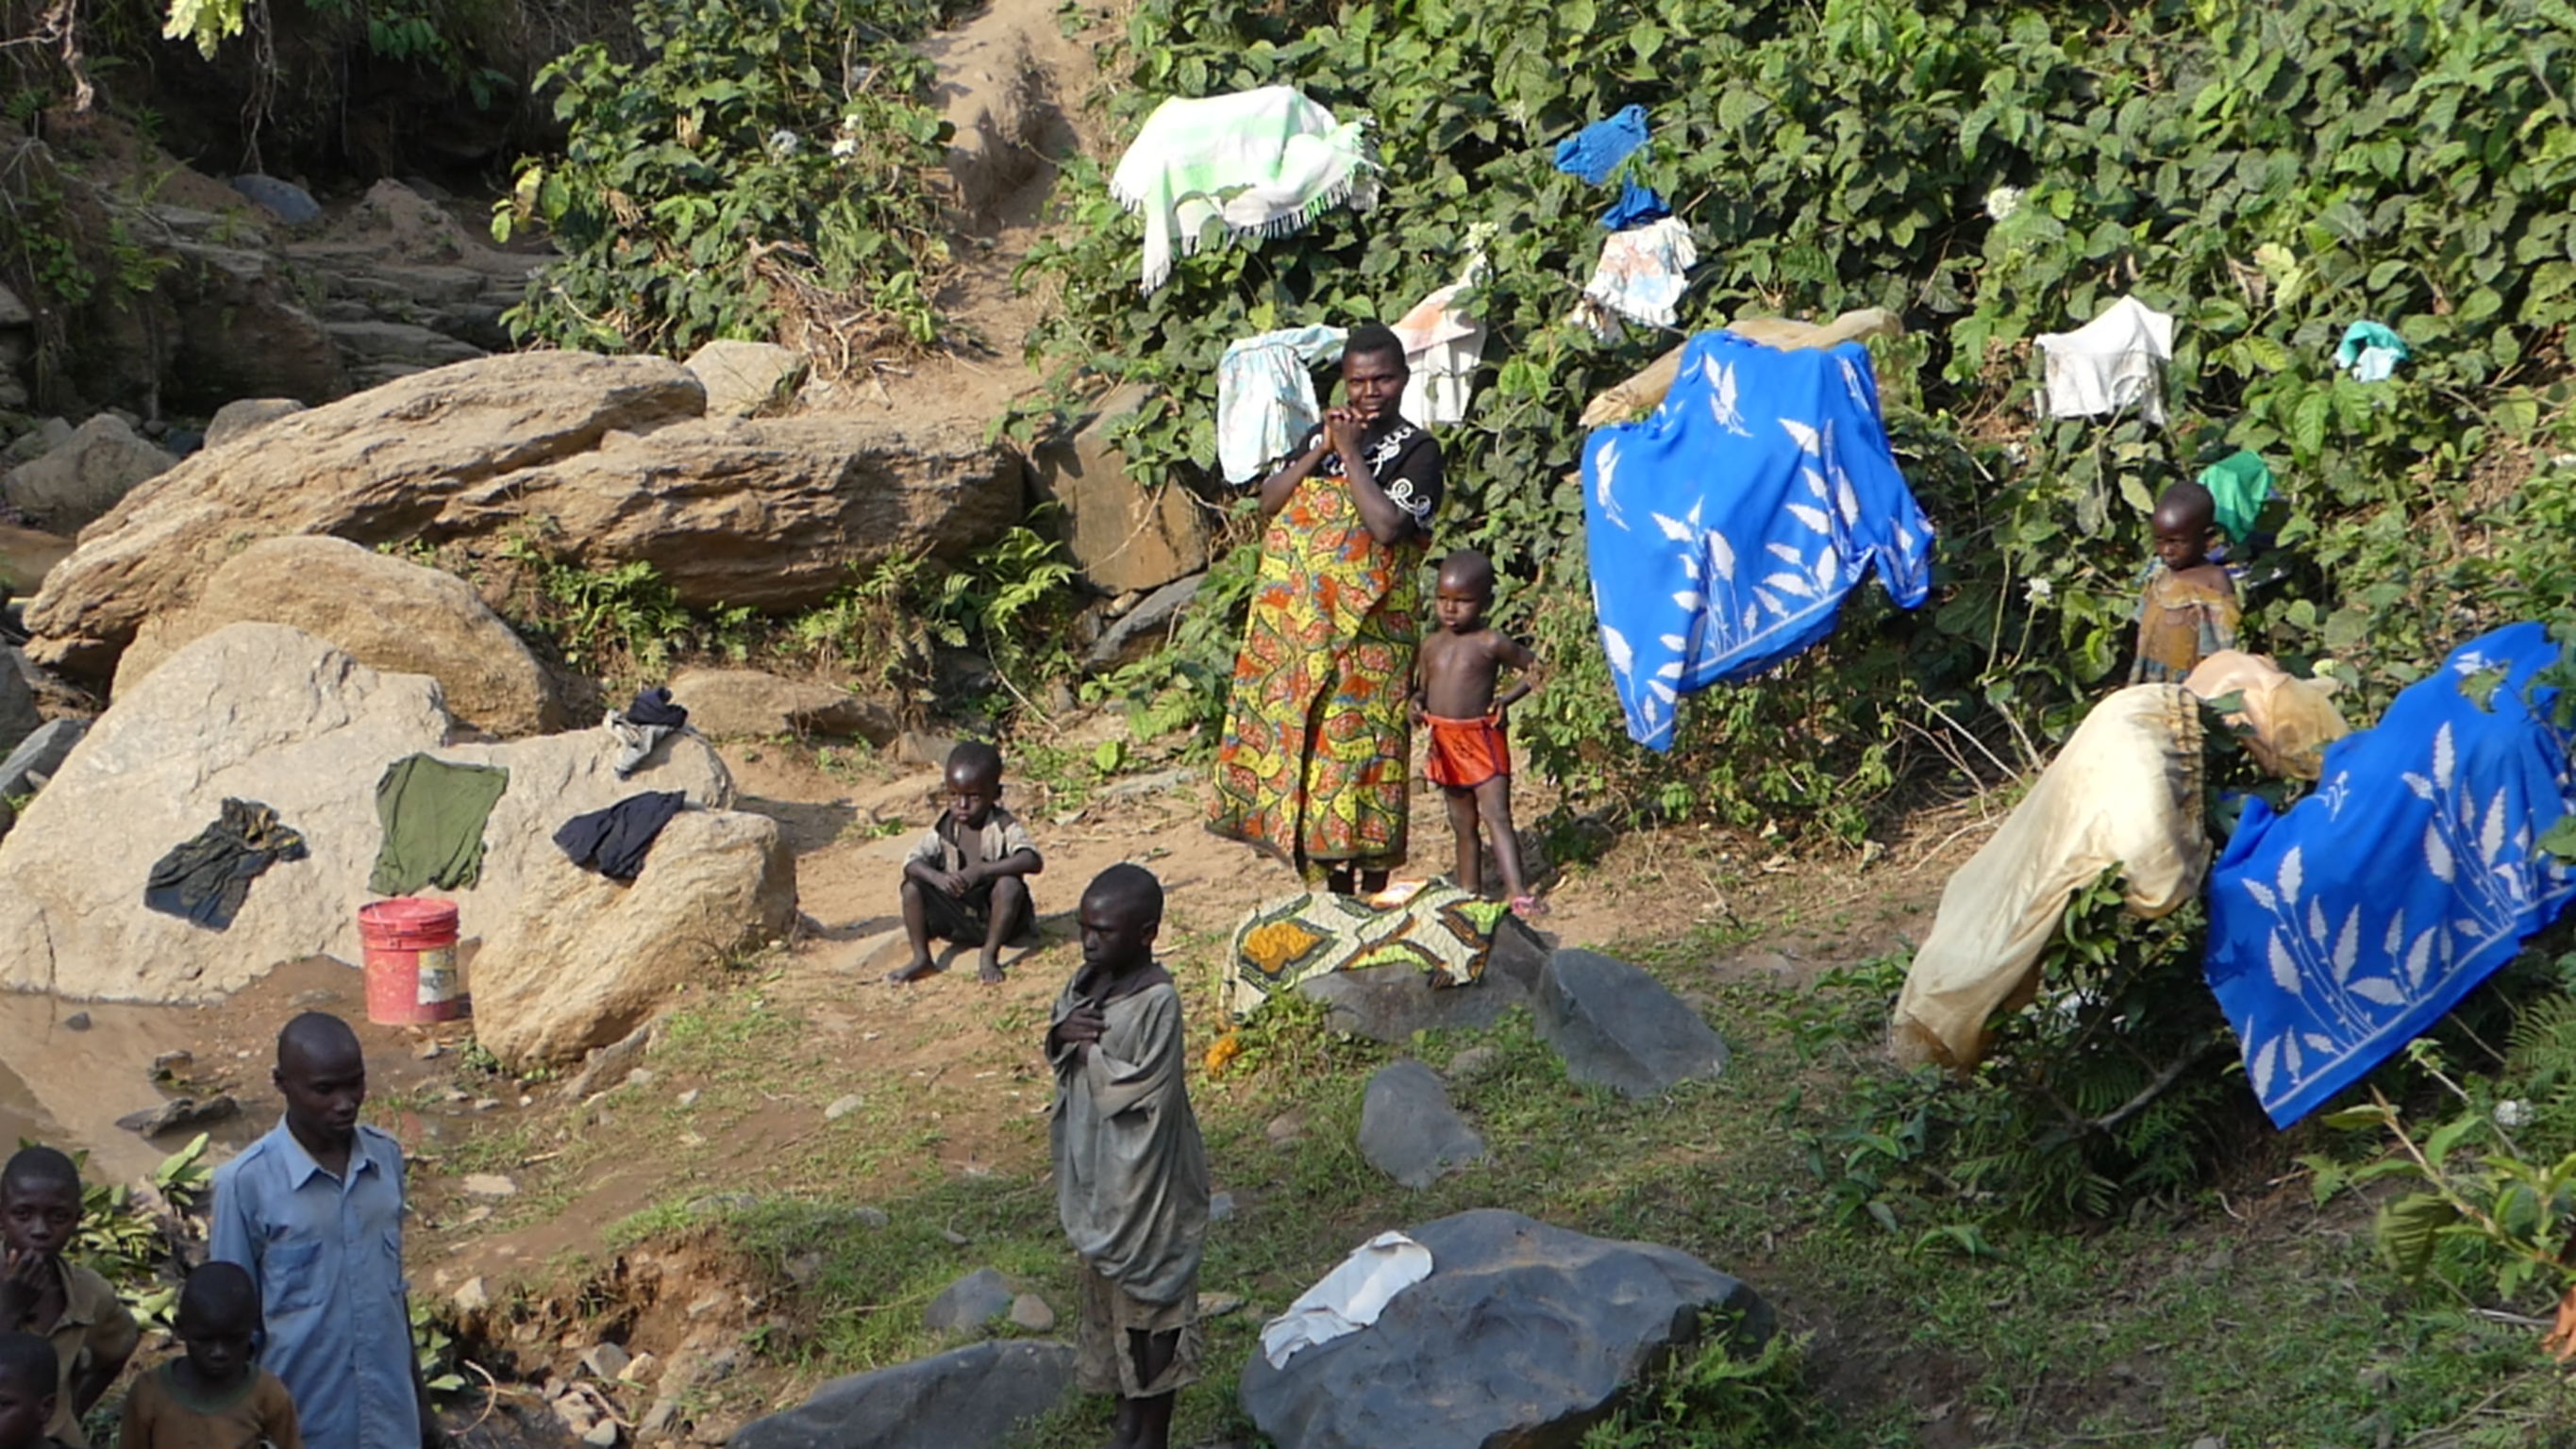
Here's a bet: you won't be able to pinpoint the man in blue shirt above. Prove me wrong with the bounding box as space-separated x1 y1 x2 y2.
210 1013 438 1449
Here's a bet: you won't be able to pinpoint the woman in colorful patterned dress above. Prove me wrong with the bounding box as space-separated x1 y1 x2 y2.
1208 324 1444 895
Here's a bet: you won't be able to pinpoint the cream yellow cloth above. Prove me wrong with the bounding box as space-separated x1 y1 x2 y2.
2183 650 2350 781
1891 685 2209 1070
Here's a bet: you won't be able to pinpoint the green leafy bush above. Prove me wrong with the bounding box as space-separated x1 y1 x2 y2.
497 0 959 362
1030 0 2576 832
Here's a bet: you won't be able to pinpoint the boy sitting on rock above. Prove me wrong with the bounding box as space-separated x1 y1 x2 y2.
892 741 1044 985
1047 864 1208 1449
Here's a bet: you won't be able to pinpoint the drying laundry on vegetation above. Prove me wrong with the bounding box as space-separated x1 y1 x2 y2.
609 685 687 777
2205 624 2576 1127
2336 320 2410 382
1578 308 1903 426
1229 886 1506 1016
1390 256 1489 426
369 755 510 895
1259 1230 1433 1369
1109 85 1377 293
554 791 686 882
1568 217 1698 341
1581 329 1932 750
2034 294 2176 425
1216 325 1347 483
2184 652 2351 782
1891 685 2211 1071
2197 449 2274 544
1551 105 1669 226
144 798 310 930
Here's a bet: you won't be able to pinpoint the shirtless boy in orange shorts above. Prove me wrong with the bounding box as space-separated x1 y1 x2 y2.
1413 548 1545 916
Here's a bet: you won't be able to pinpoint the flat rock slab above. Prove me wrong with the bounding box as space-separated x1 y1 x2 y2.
1536 949 1729 1099
1358 1060 1487 1190
1296 916 1547 1044
730 1340 1075 1449
1239 1208 1773 1449
924 1267 1013 1337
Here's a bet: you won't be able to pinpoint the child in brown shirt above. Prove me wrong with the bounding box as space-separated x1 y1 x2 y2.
116 1263 299 1449
1 1149 137 1449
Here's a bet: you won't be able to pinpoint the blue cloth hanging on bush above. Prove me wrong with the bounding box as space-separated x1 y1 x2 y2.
1578 331 1934 751
2204 623 2576 1127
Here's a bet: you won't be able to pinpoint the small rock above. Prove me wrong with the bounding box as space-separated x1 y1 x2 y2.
115 1094 240 1138
677 1089 701 1108
291 989 339 1008
1008 1294 1054 1332
641 1400 680 1438
924 1268 1013 1337
230 175 323 225
581 1343 633 1381
681 341 809 418
1198 1291 1246 1319
784 1253 825 1286
460 1174 519 1197
583 1423 619 1448
685 1291 728 1320
1208 1191 1237 1224
1098 767 1197 803
825 1092 864 1121
60 1011 88 1031
452 1276 490 1312
202 398 307 451
1265 1108 1312 1146
940 1228 970 1247
1358 1060 1489 1190
854 1207 890 1229
150 1049 194 1080
415 1041 443 1059
1444 1046 1502 1083
623 1068 658 1090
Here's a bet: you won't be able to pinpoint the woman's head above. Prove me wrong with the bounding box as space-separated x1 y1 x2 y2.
1340 324 1409 421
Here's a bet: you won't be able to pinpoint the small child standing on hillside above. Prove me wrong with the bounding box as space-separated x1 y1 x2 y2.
1 1147 139 1449
1046 865 1209 1449
1413 549 1544 916
2130 481 2242 685
891 741 1045 986
115 1262 301 1449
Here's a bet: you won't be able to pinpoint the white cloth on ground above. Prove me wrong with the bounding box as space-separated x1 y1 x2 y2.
2033 293 2176 425
1216 325 1348 484
1392 258 1489 425
1890 685 2209 1070
1108 87 1378 293
1258 1230 1434 1369
1568 217 1698 341
604 710 675 777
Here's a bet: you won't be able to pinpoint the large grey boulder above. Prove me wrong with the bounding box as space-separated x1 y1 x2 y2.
113 536 564 737
1358 1060 1487 1190
1239 1209 1773 1449
729 1340 1074 1449
922 1268 1013 1338
1535 949 1729 1099
0 624 795 1069
1 415 176 535
25 355 1024 679
1296 917 1547 1043
667 667 898 743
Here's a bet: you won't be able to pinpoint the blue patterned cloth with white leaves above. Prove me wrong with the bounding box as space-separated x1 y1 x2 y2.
2206 623 2576 1127
1578 330 1933 750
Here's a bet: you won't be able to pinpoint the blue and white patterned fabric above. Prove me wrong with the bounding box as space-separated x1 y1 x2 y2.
2206 624 2576 1127
1579 330 1933 750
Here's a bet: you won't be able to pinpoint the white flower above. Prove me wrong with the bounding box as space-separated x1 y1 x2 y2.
2494 1099 2533 1129
2023 575 2054 604
767 128 802 158
1984 185 2024 222
829 136 858 158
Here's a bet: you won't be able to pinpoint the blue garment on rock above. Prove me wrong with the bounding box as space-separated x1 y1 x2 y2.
2205 623 2576 1127
1600 178 1670 229
1579 331 1934 751
210 1119 422 1449
1553 105 1648 184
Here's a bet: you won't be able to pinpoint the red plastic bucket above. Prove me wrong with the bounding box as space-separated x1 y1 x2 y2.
360 898 464 1025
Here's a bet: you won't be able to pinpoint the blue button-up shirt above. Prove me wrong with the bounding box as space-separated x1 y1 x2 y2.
210 1120 420 1449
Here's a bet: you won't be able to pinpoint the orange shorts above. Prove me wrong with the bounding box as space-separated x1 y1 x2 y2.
1425 713 1511 789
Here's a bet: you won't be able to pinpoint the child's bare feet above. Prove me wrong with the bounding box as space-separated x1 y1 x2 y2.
886 956 937 984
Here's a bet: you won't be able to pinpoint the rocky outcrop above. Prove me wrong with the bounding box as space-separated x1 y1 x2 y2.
667 667 899 742
113 536 564 737
1239 1209 1774 1449
1 415 176 534
25 354 1027 678
0 625 795 1069
728 1341 1074 1449
1028 384 1210 594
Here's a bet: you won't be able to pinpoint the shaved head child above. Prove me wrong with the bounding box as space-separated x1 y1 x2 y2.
2 1148 139 1448
1046 865 1209 1449
1413 548 1545 913
0 1331 66 1449
2131 480 2240 684
115 1262 301 1449
892 741 1045 985
210 1013 437 1449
